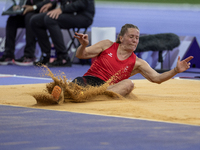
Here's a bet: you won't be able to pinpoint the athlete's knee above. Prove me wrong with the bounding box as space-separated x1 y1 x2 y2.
124 79 134 94
128 80 134 91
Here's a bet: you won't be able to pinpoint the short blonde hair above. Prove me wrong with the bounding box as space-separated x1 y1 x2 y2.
116 24 139 44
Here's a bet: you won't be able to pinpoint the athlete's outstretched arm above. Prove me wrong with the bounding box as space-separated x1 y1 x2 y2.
134 56 193 84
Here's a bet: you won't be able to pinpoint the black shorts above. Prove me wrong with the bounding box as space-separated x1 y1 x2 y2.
72 76 105 87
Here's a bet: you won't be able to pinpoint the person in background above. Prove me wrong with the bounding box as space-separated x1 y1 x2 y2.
0 0 56 66
31 0 95 67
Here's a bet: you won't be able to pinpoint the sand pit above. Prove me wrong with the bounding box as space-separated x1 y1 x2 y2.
0 78 200 126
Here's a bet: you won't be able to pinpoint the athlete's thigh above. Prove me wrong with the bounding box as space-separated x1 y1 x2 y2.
107 79 134 90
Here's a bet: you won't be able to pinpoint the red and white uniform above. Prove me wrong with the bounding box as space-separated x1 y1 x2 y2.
84 42 136 83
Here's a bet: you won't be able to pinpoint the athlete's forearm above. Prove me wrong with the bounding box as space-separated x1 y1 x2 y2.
155 68 178 84
75 45 87 59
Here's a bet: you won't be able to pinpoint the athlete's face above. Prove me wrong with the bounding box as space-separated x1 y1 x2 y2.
120 28 140 51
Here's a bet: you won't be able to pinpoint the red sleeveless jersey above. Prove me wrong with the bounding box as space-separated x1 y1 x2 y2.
84 42 136 83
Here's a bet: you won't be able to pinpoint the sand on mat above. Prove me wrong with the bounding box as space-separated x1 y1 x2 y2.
0 79 200 126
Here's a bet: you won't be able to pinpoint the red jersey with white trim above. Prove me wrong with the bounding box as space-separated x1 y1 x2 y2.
84 42 136 83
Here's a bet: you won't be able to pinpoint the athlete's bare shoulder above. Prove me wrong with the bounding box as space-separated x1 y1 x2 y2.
98 39 114 51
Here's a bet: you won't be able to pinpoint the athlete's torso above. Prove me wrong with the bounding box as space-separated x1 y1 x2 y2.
84 42 136 83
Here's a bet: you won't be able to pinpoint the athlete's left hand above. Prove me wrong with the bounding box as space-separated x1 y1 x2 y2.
175 56 194 73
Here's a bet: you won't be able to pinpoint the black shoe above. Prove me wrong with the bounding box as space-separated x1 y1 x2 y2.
48 57 72 67
14 56 35 66
0 55 13 65
34 56 50 66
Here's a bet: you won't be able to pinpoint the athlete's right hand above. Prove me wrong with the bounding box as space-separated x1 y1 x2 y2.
74 32 89 47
